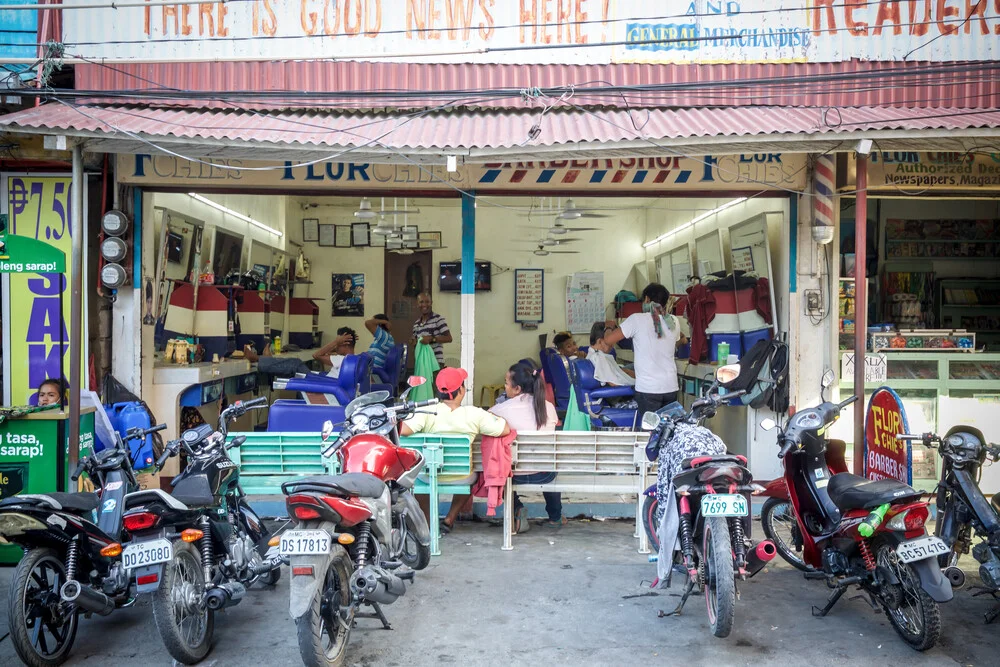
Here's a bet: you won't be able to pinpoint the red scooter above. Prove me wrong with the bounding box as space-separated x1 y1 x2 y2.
762 370 952 651
280 379 434 667
759 439 848 571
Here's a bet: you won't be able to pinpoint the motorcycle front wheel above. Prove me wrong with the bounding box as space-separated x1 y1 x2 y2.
152 540 214 664
703 517 736 638
297 545 356 667
7 547 79 667
760 498 810 572
873 540 941 651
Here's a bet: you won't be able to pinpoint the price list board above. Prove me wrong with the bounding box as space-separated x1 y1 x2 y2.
515 269 544 323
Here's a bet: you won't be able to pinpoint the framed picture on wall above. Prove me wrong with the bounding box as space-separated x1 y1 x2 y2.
351 222 370 247
418 231 442 249
318 223 336 247
302 218 319 242
369 230 387 247
335 225 351 248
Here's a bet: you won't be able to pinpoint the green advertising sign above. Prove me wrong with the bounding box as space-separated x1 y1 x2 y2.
0 233 67 273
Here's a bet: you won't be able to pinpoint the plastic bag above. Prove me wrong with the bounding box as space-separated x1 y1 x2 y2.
562 386 592 431
410 342 440 403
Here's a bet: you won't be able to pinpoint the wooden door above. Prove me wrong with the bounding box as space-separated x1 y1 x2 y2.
384 250 432 373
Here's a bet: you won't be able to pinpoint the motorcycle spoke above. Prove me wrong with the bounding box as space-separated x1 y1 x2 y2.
44 618 66 644
30 615 44 650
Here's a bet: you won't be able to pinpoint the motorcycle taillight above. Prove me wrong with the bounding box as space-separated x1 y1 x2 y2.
886 505 929 532
123 511 159 532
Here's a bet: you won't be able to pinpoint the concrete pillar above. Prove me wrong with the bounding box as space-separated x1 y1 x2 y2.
790 154 839 415
460 191 475 405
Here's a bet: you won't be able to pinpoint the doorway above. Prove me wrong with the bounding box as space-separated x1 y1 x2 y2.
384 250 432 373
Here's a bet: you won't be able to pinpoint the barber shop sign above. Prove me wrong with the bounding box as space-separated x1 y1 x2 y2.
863 387 912 485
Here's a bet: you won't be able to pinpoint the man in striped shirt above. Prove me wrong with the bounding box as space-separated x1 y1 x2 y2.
412 292 452 366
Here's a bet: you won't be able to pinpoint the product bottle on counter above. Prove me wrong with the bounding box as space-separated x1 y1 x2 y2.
273 335 282 354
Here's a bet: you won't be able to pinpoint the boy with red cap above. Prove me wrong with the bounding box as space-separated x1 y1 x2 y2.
400 366 510 533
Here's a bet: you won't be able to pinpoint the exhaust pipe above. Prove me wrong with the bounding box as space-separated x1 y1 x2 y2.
746 540 777 578
352 565 406 605
205 581 247 610
61 580 114 616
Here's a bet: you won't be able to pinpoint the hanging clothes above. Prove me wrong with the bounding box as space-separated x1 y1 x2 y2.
685 284 717 364
410 342 440 402
471 429 516 516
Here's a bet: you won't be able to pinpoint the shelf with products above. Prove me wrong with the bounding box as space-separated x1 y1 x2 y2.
838 277 856 337
937 279 1000 349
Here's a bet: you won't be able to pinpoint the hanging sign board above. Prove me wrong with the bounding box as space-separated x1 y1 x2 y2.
841 353 887 384
1 174 88 407
848 152 1000 191
514 269 544 324
863 387 912 484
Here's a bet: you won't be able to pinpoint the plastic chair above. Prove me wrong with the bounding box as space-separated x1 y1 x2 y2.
267 400 345 432
569 358 637 429
372 345 403 396
281 353 373 406
542 348 573 412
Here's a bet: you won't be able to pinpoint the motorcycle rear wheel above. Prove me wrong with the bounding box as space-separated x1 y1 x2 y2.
703 517 736 638
641 495 661 552
152 540 214 665
7 547 79 667
873 540 941 651
297 545 355 667
760 498 810 572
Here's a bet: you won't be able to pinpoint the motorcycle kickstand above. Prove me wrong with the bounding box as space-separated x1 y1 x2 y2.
361 601 392 630
812 585 848 617
659 580 696 618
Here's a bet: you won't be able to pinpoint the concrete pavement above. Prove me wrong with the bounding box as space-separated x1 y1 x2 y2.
0 520 996 666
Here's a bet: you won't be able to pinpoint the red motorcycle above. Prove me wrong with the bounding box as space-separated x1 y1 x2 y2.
280 379 434 667
759 438 849 571
762 370 952 651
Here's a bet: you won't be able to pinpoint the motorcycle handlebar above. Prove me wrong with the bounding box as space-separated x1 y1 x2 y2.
70 459 87 482
778 439 796 459
836 395 859 411
242 396 269 409
156 440 181 468
410 398 439 409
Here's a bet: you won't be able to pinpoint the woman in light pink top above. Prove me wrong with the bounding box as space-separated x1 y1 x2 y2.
489 362 563 531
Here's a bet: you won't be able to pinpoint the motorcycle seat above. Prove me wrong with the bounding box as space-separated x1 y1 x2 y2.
289 473 386 499
681 454 748 469
0 492 100 514
827 473 922 511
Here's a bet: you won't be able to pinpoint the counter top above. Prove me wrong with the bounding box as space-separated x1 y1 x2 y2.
153 359 252 385
8 406 97 420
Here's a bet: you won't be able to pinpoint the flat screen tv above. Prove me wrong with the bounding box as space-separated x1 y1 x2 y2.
439 261 491 292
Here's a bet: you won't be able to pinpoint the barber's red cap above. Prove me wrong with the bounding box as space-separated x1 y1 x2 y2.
435 367 468 394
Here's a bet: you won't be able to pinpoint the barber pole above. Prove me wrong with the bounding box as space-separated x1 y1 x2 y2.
811 154 836 244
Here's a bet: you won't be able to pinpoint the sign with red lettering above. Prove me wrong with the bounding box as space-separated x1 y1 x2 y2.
64 0 998 64
863 387 912 484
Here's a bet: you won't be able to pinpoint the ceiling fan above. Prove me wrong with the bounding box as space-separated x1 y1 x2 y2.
531 244 579 256
554 199 609 220
356 197 419 222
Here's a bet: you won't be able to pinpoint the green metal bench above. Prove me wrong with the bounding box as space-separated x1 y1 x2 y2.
228 432 473 556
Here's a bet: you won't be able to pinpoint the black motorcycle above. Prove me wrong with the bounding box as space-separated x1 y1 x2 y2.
121 397 284 664
901 428 1000 622
0 423 166 667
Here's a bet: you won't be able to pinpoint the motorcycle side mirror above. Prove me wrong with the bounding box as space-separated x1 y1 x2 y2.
821 368 836 389
401 375 428 402
760 418 777 431
321 420 334 442
716 363 741 384
640 411 660 431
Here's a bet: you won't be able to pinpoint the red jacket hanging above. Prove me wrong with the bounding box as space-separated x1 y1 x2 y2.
685 285 717 364
472 429 515 516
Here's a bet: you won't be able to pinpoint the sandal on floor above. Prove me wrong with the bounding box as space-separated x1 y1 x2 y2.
514 507 530 534
546 517 569 528
440 520 454 534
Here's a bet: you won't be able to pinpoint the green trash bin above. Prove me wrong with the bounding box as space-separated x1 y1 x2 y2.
0 407 96 564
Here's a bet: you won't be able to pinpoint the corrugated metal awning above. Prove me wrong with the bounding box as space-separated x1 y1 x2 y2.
2 102 999 162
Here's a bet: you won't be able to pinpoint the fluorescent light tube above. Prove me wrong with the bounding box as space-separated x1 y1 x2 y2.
188 193 283 237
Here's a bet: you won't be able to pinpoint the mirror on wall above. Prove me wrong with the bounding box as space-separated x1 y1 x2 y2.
696 230 726 278
212 229 245 281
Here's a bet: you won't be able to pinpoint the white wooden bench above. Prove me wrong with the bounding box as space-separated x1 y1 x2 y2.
471 431 653 553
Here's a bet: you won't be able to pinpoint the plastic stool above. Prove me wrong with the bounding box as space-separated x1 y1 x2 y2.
479 384 505 408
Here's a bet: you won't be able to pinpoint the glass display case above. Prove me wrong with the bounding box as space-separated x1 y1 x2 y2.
834 351 1000 493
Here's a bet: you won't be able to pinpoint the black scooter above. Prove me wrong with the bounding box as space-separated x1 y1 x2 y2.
122 397 284 664
901 428 1000 622
0 423 166 667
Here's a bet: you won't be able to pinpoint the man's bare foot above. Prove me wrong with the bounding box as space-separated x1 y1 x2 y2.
243 345 259 363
